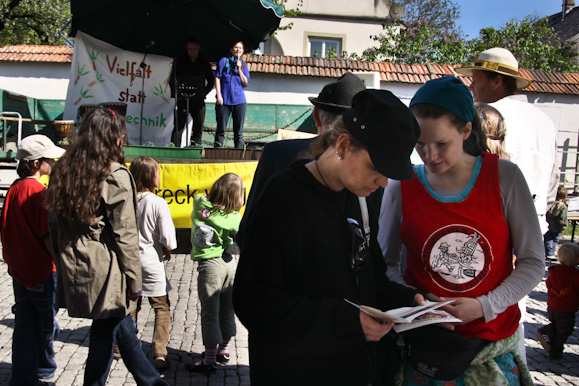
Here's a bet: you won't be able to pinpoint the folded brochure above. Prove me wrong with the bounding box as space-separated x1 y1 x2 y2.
344 298 462 333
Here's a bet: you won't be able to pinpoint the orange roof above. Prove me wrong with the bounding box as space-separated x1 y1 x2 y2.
1 45 578 96
0 45 73 63
243 54 579 96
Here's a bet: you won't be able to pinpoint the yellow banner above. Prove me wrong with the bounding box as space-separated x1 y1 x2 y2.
155 161 258 228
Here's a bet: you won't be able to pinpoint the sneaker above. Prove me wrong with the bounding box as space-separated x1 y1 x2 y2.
202 351 230 364
536 331 551 351
186 360 217 374
155 356 170 371
38 368 55 381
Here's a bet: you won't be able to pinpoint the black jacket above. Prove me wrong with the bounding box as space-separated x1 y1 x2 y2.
233 161 417 385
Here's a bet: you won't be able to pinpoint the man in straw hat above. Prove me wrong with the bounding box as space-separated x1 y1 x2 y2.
457 47 558 363
237 72 366 247
456 47 557 237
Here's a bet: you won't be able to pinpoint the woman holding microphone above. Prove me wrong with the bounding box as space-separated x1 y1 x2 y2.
214 41 250 148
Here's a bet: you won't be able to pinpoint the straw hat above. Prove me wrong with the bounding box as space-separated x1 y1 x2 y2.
455 47 532 90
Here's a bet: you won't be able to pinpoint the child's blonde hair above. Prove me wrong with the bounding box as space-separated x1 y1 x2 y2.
475 103 509 160
208 173 244 213
557 243 579 267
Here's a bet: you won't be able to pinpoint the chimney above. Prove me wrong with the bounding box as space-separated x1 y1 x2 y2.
565 0 575 13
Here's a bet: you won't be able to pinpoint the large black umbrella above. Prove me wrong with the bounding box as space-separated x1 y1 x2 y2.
70 0 283 61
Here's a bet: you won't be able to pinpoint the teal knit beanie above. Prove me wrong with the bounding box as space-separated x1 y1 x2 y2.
410 76 475 124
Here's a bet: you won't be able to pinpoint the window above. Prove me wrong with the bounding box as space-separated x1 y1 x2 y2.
309 37 341 58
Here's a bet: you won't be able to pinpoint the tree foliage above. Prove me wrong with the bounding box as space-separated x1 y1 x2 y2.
270 0 302 32
472 17 579 72
357 18 470 64
0 0 71 46
356 12 579 72
398 0 462 35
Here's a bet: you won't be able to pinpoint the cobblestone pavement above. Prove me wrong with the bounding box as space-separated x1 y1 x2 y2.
0 250 576 385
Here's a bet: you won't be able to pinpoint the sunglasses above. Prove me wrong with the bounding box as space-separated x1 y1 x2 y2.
347 218 370 271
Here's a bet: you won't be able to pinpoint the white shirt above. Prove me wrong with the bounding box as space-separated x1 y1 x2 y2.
137 192 177 297
491 95 557 234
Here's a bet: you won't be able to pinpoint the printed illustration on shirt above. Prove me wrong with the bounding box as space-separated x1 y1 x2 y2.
422 224 493 292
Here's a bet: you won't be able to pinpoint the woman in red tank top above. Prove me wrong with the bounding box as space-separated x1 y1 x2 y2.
378 76 544 385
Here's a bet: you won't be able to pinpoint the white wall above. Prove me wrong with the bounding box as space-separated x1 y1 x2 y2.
273 17 388 57
527 92 579 188
270 0 390 57
0 62 70 100
285 0 389 19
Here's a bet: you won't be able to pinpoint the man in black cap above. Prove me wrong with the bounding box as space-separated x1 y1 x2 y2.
236 72 366 247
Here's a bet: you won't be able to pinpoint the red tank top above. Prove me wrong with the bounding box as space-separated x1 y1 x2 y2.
400 153 520 340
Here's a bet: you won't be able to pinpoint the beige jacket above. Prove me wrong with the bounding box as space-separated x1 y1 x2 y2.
49 162 142 319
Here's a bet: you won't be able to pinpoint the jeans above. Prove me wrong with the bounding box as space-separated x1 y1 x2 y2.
172 98 206 147
543 231 561 257
130 295 171 358
197 253 237 347
10 272 58 386
84 315 168 386
214 103 246 148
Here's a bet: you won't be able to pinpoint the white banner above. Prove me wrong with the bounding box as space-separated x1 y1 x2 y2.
64 31 174 146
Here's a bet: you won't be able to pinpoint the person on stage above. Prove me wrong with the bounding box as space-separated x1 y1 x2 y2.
170 38 215 147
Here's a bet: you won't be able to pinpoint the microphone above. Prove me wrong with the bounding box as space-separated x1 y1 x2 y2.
146 40 155 49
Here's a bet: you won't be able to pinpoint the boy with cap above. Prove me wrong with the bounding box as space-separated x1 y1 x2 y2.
0 134 65 385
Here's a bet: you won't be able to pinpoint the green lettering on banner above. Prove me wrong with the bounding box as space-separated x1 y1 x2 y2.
124 112 167 128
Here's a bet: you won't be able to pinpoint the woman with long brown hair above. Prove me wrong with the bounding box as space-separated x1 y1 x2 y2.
46 108 167 386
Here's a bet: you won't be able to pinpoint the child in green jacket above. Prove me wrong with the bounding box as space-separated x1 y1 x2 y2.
187 173 244 374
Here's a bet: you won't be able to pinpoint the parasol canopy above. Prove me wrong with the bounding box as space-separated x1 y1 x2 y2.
70 0 283 61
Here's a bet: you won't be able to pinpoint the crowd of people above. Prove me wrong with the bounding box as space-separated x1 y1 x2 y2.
0 44 577 386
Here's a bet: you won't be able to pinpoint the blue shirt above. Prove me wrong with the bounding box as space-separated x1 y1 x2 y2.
216 56 250 105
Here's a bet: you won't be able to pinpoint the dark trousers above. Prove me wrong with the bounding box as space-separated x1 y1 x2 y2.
10 272 58 386
84 315 168 386
172 98 206 147
215 103 246 148
539 306 576 355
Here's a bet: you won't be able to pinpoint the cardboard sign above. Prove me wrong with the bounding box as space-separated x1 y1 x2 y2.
63 31 175 146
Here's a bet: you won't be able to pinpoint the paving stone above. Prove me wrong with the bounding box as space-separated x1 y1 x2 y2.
0 240 578 385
